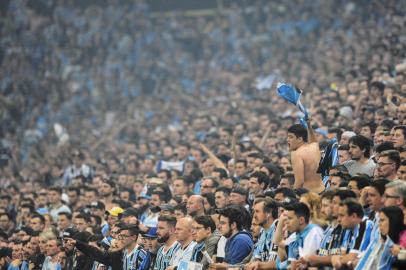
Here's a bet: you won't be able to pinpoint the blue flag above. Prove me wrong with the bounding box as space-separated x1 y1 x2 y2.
276 83 309 120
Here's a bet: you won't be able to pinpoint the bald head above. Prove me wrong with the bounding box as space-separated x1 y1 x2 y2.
187 195 205 217
175 217 194 244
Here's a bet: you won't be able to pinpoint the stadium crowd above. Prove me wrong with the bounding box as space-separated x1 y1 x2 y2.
1 0 406 269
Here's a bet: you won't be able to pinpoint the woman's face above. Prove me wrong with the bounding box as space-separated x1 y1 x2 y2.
379 212 389 237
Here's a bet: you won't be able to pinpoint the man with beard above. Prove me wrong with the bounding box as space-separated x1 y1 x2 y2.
154 215 180 270
245 198 279 270
99 179 117 209
344 135 376 177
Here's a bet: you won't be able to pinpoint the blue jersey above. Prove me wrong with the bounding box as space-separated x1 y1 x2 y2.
154 242 180 270
318 224 346 256
355 236 395 270
253 220 278 261
123 247 148 270
341 219 374 254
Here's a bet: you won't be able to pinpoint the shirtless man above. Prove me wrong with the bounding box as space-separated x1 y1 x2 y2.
287 122 324 193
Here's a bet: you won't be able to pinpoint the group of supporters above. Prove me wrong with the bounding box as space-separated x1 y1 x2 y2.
2 0 406 269
1 119 406 270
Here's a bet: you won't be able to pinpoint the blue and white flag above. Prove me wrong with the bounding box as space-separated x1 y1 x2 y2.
276 82 309 120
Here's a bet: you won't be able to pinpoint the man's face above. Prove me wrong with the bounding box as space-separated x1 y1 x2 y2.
73 217 87 232
320 198 332 219
48 191 60 204
0 215 10 231
144 237 159 253
116 229 136 249
329 176 342 188
218 215 232 238
229 192 246 205
57 215 71 230
249 177 261 195
215 191 228 209
366 187 383 211
338 150 351 164
285 210 300 232
150 194 162 207
186 196 202 216
107 215 119 227
377 156 396 178
157 221 172 243
252 202 267 226
397 165 406 180
349 143 363 160
84 191 97 204
278 178 291 188
239 179 250 190
392 129 405 148
100 183 113 197
192 221 211 243
67 191 78 205
200 179 215 195
29 217 44 232
383 187 402 207
234 162 246 177
173 179 188 196
46 240 60 257
337 205 353 229
331 196 341 218
347 181 360 198
287 133 302 151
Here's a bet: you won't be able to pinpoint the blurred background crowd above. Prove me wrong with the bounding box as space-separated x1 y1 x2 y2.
1 0 406 269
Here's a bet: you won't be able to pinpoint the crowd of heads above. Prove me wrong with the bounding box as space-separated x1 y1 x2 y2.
1 0 406 269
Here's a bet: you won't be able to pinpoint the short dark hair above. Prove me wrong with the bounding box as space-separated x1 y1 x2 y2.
284 202 310 224
194 215 216 232
120 224 139 236
58 212 72 220
349 135 372 158
235 159 247 167
49 187 62 194
281 173 295 186
274 187 297 200
340 198 363 218
370 178 390 196
349 175 371 190
287 124 308 142
338 144 349 151
74 213 90 223
333 189 357 201
215 186 231 196
217 205 249 231
394 125 406 138
213 168 228 179
249 171 269 190
31 214 45 225
375 142 395 154
263 199 279 219
157 215 177 228
379 150 401 170
174 203 187 215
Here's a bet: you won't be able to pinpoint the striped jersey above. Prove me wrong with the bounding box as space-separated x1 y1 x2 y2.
318 223 346 256
341 219 374 254
153 242 180 270
253 219 279 261
123 246 147 270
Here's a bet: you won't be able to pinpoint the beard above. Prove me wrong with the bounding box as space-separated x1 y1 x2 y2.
157 233 170 243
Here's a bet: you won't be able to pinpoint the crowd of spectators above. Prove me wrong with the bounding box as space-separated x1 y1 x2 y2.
1 0 406 269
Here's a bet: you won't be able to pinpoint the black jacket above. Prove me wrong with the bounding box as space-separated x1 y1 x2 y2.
75 241 123 270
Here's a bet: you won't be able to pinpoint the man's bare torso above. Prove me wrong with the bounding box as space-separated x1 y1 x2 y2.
293 142 324 193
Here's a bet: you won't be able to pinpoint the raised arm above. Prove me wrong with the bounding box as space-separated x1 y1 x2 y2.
200 143 226 170
306 118 318 144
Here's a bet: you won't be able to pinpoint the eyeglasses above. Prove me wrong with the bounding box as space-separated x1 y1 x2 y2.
116 234 131 240
192 226 205 231
383 194 400 199
377 162 394 167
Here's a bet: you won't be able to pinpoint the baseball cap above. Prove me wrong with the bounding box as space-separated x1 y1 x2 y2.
143 227 157 239
157 204 175 212
105 207 124 217
119 207 139 218
89 201 105 210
